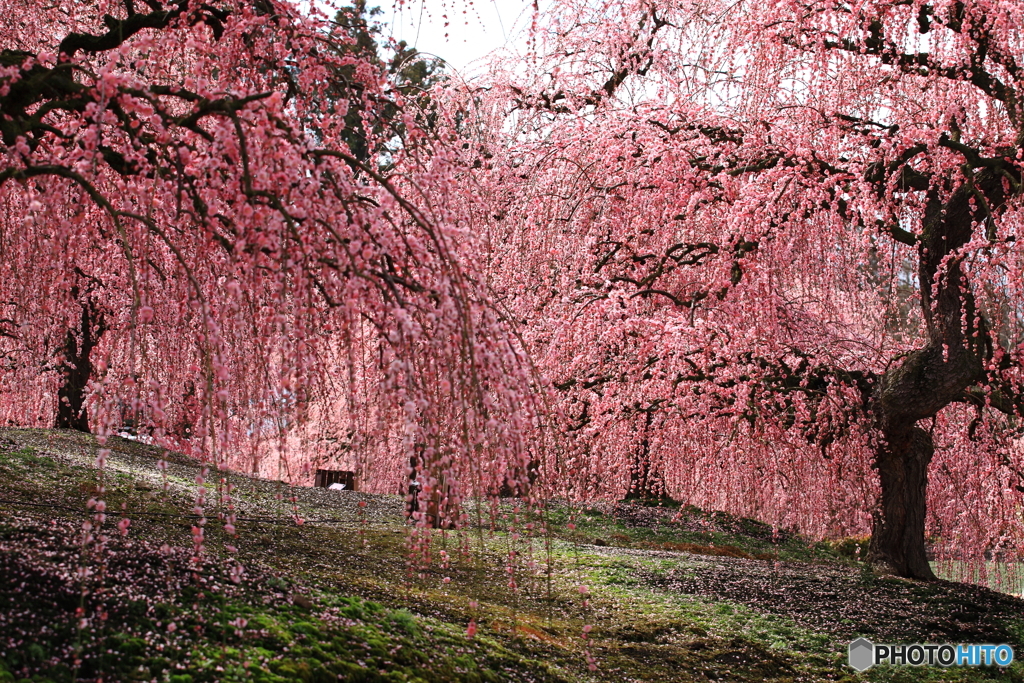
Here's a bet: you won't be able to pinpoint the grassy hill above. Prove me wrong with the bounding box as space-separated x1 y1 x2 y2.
0 428 1022 683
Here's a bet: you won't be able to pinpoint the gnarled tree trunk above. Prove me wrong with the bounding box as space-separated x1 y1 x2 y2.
56 294 105 433
866 171 1007 579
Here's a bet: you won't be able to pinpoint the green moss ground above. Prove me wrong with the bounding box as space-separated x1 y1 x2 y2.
0 429 1022 682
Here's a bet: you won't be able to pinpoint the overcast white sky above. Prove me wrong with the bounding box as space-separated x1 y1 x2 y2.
382 0 535 76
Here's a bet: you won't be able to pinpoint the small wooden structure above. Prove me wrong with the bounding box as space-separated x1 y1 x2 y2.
314 469 356 491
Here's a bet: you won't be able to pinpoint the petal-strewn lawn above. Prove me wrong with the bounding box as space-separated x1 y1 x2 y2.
1 429 1022 683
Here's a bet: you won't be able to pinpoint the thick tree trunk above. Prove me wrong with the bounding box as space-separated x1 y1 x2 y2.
625 411 669 502
868 425 936 579
56 297 104 433
406 454 422 520
862 170 1013 578
867 344 974 580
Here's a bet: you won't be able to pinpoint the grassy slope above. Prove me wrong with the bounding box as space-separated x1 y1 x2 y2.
0 428 1021 683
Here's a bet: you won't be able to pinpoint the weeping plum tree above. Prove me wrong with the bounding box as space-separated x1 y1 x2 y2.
455 0 1024 578
1 1 448 438
5 0 1024 578
0 0 539 521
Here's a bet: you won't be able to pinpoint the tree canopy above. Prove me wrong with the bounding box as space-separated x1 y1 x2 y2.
445 0 1024 577
0 0 537 517
3 0 1024 579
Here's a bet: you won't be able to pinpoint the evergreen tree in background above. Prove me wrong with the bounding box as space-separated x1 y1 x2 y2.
330 1 446 165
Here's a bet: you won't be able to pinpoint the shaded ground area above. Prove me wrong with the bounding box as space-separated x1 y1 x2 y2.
615 549 1024 645
0 515 558 683
544 501 822 563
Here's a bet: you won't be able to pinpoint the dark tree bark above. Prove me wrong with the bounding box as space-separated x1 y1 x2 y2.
625 410 669 502
56 293 106 433
406 451 448 528
867 170 1005 579
424 472 450 530
406 454 421 520
869 425 936 578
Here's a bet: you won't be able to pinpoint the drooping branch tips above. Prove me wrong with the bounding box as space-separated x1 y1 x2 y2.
4 0 1024 578
0 0 540 510
448 0 1024 576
